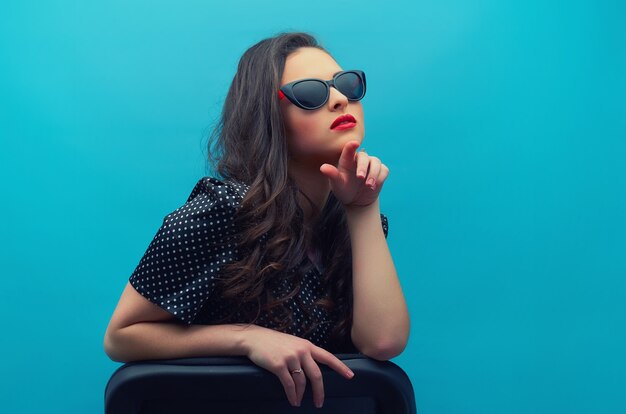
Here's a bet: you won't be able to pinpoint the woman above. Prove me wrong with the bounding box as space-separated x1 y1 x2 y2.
104 31 410 409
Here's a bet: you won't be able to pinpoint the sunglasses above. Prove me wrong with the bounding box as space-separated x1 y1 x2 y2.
278 70 366 110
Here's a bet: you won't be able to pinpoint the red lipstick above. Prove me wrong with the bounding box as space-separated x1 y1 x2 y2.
330 114 357 130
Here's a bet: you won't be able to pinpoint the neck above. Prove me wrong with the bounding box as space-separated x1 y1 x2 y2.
288 158 331 227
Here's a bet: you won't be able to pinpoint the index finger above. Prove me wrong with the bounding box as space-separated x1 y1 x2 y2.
337 140 361 171
311 346 355 379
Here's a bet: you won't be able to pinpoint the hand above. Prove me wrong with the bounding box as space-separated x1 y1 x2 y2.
320 140 389 207
242 325 355 408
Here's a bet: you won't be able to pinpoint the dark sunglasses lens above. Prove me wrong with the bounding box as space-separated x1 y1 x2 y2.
335 72 364 100
292 80 327 108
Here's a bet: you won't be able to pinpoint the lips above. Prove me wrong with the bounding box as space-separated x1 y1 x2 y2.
330 114 357 129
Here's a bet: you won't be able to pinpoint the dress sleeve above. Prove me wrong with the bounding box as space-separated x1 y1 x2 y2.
128 177 241 325
380 213 389 239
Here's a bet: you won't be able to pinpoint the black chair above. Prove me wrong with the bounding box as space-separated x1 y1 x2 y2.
105 353 417 413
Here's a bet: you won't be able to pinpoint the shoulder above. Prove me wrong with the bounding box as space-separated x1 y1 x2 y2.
127 176 252 325
185 176 250 204
164 176 250 224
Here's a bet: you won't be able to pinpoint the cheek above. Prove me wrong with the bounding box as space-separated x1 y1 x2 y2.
285 111 325 151
353 105 365 137
290 113 322 138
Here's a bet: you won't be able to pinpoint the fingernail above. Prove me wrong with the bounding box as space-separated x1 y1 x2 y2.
316 401 323 408
367 178 375 186
347 370 355 378
358 171 365 178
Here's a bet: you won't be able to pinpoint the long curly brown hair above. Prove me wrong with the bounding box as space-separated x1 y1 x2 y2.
202 31 355 352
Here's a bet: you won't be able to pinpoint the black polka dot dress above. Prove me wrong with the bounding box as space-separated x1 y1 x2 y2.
129 177 389 352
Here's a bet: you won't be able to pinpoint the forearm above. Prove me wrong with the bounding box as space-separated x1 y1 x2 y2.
104 321 254 363
346 198 410 359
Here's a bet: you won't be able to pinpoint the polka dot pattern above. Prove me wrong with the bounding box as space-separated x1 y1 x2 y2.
129 176 389 350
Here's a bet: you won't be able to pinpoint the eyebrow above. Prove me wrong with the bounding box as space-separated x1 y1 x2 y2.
282 70 344 86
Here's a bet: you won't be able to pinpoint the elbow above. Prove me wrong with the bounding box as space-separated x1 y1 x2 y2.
353 314 411 361
351 321 410 361
362 339 407 361
354 331 409 361
104 330 128 363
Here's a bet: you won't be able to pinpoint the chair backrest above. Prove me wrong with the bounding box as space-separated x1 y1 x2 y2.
105 353 416 413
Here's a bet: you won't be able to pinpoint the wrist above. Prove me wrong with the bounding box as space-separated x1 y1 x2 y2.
344 198 380 215
237 323 262 356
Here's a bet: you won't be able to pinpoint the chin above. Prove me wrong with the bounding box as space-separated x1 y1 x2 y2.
335 127 363 137
344 130 364 144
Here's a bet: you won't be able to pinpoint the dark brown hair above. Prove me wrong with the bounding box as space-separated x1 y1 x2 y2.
204 31 354 352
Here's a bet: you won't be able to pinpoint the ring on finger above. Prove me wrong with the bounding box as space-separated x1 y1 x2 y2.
291 368 303 374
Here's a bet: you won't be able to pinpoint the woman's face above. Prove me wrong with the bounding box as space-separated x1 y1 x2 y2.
279 47 365 168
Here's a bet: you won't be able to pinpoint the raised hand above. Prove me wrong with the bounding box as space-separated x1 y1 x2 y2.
242 325 355 408
320 140 389 207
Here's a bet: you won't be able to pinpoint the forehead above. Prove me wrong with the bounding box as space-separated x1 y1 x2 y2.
281 47 343 84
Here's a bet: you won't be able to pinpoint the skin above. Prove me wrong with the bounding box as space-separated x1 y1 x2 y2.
280 47 389 225
273 47 392 408
103 47 405 412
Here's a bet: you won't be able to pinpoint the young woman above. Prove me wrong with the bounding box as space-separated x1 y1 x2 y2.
104 31 410 409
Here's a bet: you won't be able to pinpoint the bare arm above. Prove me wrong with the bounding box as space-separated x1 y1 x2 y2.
346 198 410 360
104 282 354 408
103 281 254 362
319 141 409 360
105 321 253 363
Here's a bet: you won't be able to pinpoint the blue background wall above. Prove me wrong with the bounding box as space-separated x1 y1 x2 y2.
1 1 624 412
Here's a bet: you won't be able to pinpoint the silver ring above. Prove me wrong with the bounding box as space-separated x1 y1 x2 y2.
290 368 303 374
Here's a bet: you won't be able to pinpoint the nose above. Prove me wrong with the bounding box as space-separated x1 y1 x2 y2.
327 86 349 111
